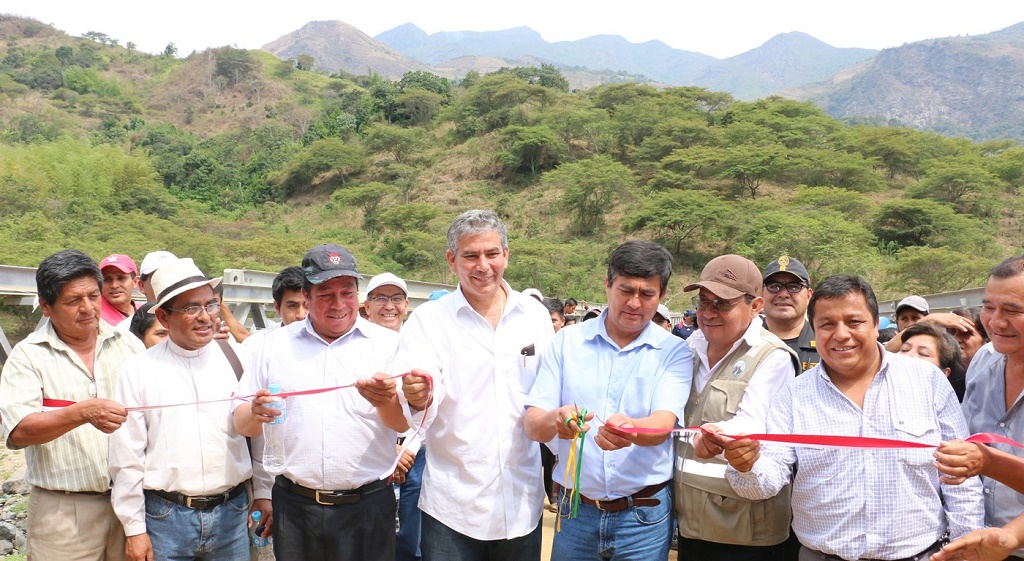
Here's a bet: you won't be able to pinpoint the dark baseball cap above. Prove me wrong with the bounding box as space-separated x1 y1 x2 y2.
762 254 810 286
302 244 363 284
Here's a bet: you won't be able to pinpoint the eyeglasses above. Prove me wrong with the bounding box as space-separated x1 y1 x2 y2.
368 294 406 306
765 282 807 294
167 302 221 318
692 295 746 313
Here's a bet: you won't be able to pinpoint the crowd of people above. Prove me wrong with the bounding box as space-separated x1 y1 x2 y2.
0 208 1022 561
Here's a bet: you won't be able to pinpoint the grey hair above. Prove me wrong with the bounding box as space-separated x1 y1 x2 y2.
446 210 508 254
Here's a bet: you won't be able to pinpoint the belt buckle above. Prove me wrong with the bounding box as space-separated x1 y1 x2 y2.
594 499 603 511
186 496 207 509
314 490 333 506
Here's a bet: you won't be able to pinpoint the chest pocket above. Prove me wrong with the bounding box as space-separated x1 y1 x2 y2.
702 378 750 423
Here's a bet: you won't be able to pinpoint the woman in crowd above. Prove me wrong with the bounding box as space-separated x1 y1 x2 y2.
128 302 168 348
897 321 967 401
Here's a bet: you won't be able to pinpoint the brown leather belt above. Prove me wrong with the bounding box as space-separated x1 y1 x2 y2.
276 476 389 506
147 482 245 510
571 480 669 512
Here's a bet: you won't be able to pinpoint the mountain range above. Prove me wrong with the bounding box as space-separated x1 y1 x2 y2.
262 20 1024 142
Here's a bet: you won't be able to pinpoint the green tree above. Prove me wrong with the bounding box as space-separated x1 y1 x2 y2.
717 144 785 199
296 54 315 71
544 155 635 236
909 157 1000 207
884 246 992 295
278 138 367 195
621 190 731 255
394 88 444 126
378 203 441 232
399 71 452 99
363 123 423 164
733 209 880 279
871 199 995 255
214 47 259 87
327 182 400 233
55 46 73 66
498 125 565 177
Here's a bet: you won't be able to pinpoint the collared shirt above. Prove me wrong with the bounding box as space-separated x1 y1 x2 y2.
688 320 796 435
962 343 1024 556
0 321 143 492
235 317 401 491
110 338 254 536
100 298 136 329
526 310 693 499
726 349 984 560
392 283 555 541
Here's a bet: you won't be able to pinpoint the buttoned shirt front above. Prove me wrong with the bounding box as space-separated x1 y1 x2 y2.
110 338 254 536
0 321 143 492
962 343 1024 556
235 317 401 490
526 311 693 499
688 319 796 435
392 283 555 541
726 349 984 560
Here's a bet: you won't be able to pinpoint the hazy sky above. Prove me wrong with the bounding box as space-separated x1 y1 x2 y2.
7 1 1024 59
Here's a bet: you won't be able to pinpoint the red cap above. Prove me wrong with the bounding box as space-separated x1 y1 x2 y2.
99 254 138 275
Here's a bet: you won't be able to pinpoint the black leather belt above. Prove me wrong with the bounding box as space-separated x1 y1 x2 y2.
276 476 388 506
147 482 245 510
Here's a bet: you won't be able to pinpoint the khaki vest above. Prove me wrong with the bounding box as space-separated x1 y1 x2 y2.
673 328 797 546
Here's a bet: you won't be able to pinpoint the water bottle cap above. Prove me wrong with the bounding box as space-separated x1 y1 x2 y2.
252 510 261 522
268 383 282 394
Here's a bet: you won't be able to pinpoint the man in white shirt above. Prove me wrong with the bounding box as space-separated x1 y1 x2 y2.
399 209 555 561
109 257 253 561
233 243 408 561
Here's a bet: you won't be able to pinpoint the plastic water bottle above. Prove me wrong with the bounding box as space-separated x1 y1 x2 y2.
250 510 274 560
263 383 287 470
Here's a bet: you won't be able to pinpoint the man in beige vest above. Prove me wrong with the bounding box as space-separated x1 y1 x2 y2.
674 254 799 561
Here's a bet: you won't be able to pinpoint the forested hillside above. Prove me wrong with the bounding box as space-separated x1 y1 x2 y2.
1 15 1022 316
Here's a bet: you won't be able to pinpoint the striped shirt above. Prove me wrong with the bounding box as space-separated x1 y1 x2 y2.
0 321 143 492
726 349 984 560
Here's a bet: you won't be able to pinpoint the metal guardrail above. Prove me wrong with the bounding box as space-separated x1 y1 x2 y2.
0 265 455 363
876 287 986 317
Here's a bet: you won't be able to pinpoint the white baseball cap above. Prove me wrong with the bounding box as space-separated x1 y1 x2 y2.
366 272 407 296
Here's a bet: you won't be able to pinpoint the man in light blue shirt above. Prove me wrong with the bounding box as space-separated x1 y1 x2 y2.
954 254 1024 560
524 240 693 561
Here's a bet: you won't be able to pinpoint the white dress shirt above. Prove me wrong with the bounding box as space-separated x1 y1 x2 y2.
109 338 255 537
392 283 555 541
726 349 984 560
688 319 795 435
235 317 401 490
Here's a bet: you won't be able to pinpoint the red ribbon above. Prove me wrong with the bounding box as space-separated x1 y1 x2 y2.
601 422 1024 450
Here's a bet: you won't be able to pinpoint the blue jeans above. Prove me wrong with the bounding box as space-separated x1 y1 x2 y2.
552 485 672 561
144 488 250 561
397 447 426 561
421 511 541 561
